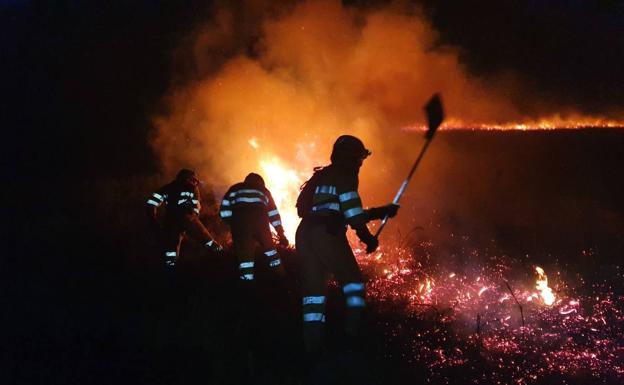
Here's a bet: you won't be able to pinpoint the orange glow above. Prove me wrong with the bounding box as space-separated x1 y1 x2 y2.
244 136 318 240
417 278 434 299
259 156 305 240
406 116 624 131
535 266 556 306
248 137 260 149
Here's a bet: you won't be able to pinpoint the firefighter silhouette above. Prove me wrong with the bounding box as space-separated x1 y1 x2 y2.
146 168 222 269
295 135 399 354
219 173 289 281
218 173 291 381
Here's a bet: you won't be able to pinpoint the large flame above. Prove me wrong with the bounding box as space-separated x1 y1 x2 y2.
248 138 317 240
259 156 303 240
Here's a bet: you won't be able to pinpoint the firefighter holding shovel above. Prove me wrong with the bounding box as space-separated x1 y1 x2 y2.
295 94 444 356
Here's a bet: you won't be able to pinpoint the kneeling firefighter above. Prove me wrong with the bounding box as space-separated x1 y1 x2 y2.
146 169 223 269
295 135 399 353
219 173 289 281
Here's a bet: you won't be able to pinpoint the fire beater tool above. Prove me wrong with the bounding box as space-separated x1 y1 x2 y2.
374 93 444 238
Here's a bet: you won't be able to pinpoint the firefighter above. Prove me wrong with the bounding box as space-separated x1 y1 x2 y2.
219 172 289 281
295 135 399 354
219 173 289 381
146 168 222 269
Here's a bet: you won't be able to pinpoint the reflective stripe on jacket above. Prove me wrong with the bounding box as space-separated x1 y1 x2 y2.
305 165 366 227
146 181 201 216
219 182 283 231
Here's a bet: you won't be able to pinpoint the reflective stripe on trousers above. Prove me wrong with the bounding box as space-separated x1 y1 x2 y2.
264 249 281 267
343 282 366 307
302 295 326 354
165 251 177 267
302 295 326 323
239 261 254 280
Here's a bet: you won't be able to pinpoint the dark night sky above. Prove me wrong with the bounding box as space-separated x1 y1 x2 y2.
2 0 624 182
420 0 624 112
2 1 209 182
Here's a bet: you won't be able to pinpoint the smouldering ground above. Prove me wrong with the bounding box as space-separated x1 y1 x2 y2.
353 235 624 384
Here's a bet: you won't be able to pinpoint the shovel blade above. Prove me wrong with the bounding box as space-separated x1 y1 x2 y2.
425 94 444 139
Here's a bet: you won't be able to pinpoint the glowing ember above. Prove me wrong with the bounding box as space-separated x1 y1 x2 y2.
535 266 556 306
248 137 259 149
417 278 434 299
354 238 624 384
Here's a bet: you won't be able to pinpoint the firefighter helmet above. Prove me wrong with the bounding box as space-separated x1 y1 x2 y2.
330 135 371 164
244 172 265 189
176 168 199 186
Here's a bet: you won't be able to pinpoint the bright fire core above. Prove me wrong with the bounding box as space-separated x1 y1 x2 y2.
249 137 314 241
260 156 305 240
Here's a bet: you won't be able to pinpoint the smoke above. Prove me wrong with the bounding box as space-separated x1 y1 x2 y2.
150 0 624 248
152 0 523 183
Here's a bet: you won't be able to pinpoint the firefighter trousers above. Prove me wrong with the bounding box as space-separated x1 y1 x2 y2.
230 209 281 281
161 213 215 268
295 217 366 353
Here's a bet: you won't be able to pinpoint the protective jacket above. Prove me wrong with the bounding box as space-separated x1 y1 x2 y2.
147 179 218 268
295 162 373 352
219 178 286 281
147 181 202 218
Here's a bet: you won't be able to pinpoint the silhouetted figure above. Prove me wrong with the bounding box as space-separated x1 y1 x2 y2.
218 172 291 381
146 168 222 270
219 172 289 281
295 135 399 356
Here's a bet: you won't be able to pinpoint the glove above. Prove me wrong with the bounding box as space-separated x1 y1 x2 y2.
278 232 289 246
383 203 400 218
364 236 379 254
366 204 400 220
355 226 379 254
205 239 223 253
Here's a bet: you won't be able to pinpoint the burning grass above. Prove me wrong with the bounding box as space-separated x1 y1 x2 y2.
243 128 624 384
355 235 624 384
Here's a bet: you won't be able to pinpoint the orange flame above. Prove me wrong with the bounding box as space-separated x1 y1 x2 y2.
259 156 304 240
417 278 434 299
248 138 318 240
405 116 624 131
535 266 556 306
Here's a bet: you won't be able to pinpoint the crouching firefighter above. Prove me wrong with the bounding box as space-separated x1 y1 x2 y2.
219 173 289 282
295 135 399 354
146 169 223 270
